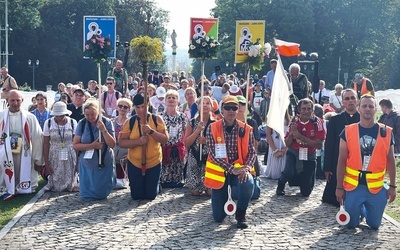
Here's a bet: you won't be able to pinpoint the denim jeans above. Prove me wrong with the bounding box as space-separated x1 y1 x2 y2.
127 161 161 200
345 184 388 229
211 173 254 222
278 150 316 196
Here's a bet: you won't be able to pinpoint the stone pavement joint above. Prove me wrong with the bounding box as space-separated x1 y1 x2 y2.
1 168 399 249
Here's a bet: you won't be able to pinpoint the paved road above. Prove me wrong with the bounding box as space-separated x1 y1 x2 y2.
1 172 399 249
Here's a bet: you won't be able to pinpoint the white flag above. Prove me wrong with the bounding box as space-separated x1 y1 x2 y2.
267 55 290 139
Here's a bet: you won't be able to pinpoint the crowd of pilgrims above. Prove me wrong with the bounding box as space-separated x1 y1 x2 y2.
23 64 341 201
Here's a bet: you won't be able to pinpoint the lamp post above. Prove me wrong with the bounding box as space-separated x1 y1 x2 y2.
28 59 39 91
297 51 319 93
225 61 229 73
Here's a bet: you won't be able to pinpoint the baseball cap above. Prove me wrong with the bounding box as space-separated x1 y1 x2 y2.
222 95 239 105
236 95 247 104
73 88 85 94
156 87 166 98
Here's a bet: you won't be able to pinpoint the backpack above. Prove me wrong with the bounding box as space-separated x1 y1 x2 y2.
103 91 120 106
129 114 158 131
48 117 75 137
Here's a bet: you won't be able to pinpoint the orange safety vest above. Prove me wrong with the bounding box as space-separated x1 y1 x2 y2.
343 123 391 194
204 119 254 189
353 78 371 97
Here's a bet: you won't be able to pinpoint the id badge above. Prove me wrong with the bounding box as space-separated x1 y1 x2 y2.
106 108 113 116
169 126 178 138
215 143 227 158
59 148 68 161
362 155 371 171
84 149 95 159
299 147 308 161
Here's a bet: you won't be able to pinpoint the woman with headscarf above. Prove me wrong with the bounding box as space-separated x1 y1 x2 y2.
119 94 168 200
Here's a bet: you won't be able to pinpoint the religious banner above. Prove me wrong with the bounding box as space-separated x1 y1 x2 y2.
189 18 219 59
83 16 116 59
235 20 265 63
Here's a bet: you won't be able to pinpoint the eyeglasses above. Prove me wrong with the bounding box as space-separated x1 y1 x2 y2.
106 82 114 85
118 104 129 109
344 96 356 101
223 106 238 111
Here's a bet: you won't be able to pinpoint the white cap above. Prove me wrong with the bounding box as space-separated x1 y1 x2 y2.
156 86 166 98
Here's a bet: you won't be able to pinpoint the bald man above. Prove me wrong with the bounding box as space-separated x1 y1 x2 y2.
0 90 44 200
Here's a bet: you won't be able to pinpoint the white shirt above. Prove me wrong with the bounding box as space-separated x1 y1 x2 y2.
329 93 343 111
149 95 166 114
313 88 331 104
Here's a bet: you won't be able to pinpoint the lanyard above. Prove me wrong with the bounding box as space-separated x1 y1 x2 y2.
107 92 115 106
56 119 66 147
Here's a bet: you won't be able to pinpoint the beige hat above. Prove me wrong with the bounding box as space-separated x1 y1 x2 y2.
51 102 72 116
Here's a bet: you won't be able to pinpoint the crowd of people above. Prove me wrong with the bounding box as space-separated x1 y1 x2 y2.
0 59 397 230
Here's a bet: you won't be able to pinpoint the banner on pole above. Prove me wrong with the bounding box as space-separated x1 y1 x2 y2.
83 16 116 59
189 18 219 59
235 20 265 63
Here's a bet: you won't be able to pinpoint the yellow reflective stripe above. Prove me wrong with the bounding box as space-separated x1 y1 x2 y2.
365 170 386 179
205 172 225 183
233 163 242 168
206 161 225 173
345 167 359 177
367 180 384 188
346 167 386 179
344 176 358 186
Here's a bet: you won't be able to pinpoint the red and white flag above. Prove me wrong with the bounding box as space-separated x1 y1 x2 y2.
267 55 290 139
275 38 301 57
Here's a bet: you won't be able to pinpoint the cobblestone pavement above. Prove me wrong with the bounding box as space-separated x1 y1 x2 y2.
1 168 399 249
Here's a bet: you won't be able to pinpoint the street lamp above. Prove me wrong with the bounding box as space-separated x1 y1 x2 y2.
28 59 39 91
225 61 229 73
297 52 319 93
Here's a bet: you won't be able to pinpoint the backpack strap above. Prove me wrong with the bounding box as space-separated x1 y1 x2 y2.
103 92 107 106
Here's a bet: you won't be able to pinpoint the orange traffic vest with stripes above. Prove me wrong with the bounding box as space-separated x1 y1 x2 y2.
204 119 253 189
353 78 371 96
343 123 391 194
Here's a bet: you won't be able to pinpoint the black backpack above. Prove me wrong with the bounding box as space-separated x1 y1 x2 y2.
129 114 158 131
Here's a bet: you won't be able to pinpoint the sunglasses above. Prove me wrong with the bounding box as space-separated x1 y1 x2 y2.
118 104 129 109
106 82 114 85
223 106 238 111
344 96 356 101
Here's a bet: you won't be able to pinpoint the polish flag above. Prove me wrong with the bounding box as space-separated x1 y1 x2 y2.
275 39 301 57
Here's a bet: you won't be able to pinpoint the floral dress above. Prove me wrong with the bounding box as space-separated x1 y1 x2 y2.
43 117 78 192
185 118 214 193
160 112 187 188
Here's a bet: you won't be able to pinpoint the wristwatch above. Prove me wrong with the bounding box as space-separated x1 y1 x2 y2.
389 184 397 189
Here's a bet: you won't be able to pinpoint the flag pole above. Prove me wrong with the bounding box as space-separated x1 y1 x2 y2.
199 58 205 161
97 62 103 166
244 63 251 124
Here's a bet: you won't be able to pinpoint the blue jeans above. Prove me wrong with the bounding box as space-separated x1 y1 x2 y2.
127 161 161 200
211 173 254 222
278 150 316 196
344 184 388 229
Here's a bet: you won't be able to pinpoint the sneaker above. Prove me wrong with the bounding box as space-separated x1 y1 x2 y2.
2 192 14 201
115 179 127 189
237 221 249 229
276 188 285 196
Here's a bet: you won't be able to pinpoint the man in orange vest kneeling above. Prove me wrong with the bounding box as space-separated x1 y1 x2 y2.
336 95 397 229
205 95 256 229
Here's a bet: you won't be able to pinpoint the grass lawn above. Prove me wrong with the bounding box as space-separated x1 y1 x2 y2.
384 160 400 222
0 178 46 229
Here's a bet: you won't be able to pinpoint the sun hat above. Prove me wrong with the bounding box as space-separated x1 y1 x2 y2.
229 84 241 94
51 101 72 116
